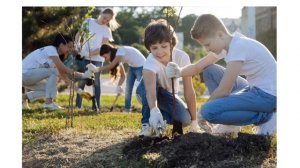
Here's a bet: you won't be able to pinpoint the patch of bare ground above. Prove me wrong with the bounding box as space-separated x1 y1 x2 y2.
22 128 137 168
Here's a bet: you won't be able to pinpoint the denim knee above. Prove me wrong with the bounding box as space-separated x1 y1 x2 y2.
181 118 192 127
202 65 217 79
136 82 145 104
200 103 217 123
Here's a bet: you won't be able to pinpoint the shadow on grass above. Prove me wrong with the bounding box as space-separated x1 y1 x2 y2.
122 132 274 168
66 133 275 168
70 140 131 168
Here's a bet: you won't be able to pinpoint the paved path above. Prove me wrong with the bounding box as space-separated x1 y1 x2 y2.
61 77 135 96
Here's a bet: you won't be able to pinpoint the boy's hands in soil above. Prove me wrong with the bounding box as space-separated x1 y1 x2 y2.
189 120 203 133
149 107 166 134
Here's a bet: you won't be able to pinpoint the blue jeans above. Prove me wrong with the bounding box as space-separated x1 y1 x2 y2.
75 60 103 110
136 78 191 126
200 64 276 126
124 66 143 112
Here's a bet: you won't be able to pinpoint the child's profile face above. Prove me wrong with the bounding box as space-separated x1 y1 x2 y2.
58 41 74 56
149 41 171 65
196 34 225 55
102 53 111 62
100 14 112 25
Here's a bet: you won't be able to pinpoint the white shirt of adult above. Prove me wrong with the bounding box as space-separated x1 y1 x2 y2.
22 46 59 73
216 32 277 96
116 46 146 67
143 48 191 93
81 18 113 62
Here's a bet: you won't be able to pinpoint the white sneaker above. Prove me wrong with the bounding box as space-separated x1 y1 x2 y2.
211 124 241 134
22 100 30 109
138 123 154 137
254 113 276 135
198 120 213 133
43 103 63 110
197 107 213 133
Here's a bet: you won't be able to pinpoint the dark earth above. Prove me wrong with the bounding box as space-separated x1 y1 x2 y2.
123 132 276 168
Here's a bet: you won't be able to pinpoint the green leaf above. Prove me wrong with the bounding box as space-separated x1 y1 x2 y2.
163 7 176 17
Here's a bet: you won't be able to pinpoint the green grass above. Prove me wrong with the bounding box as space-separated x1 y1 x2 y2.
22 95 142 144
23 95 208 145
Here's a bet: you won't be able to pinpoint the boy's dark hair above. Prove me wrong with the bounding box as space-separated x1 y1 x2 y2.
100 43 119 80
144 19 177 51
52 34 73 48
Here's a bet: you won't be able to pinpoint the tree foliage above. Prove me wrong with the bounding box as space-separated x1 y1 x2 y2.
22 7 100 57
256 29 277 60
22 7 201 58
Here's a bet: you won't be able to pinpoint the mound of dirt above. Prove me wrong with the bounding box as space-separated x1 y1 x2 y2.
123 132 275 168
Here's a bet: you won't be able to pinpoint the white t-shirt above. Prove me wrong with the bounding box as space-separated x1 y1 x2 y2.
223 32 277 96
22 46 59 73
81 18 113 62
143 48 191 93
116 46 146 67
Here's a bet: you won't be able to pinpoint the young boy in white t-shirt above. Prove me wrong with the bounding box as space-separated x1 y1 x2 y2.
136 19 201 137
166 14 277 135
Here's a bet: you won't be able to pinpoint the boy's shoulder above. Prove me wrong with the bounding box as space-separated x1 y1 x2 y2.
173 48 188 57
173 48 191 65
230 32 257 50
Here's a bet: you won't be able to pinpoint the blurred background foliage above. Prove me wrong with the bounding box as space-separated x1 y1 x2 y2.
22 7 276 61
22 6 207 63
23 7 276 97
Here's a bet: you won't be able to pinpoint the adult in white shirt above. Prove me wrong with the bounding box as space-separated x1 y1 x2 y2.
135 19 201 137
87 43 146 112
22 34 92 110
75 8 120 111
166 14 277 135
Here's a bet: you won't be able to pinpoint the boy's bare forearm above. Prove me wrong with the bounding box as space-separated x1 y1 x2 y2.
182 76 197 120
181 54 218 77
181 64 199 77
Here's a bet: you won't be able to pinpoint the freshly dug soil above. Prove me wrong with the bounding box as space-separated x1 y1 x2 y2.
123 132 275 168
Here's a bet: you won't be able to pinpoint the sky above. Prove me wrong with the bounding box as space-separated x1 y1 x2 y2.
177 6 243 18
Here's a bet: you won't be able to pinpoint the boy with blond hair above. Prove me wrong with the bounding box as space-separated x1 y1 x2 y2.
166 14 277 135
